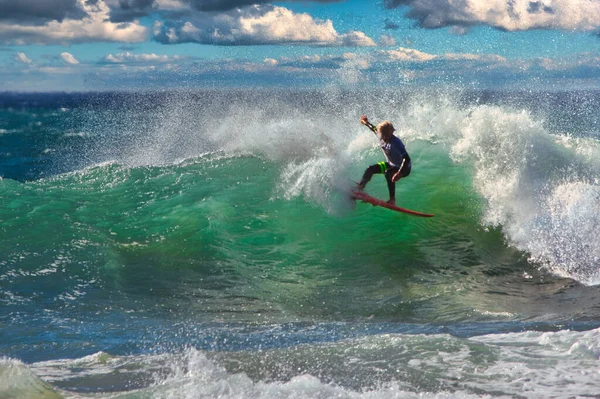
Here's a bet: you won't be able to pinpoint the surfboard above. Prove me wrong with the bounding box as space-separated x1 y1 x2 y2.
351 191 434 218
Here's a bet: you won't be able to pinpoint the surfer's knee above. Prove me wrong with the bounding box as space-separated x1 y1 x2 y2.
367 164 381 174
362 164 380 180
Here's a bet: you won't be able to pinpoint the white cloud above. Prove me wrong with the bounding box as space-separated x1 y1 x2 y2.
16 52 32 64
383 47 437 62
386 0 600 32
36 66 77 74
380 47 507 64
155 0 187 9
340 31 376 47
532 53 600 71
102 52 182 64
262 52 370 71
0 0 148 45
444 53 506 63
154 5 375 46
379 34 396 46
60 52 79 64
3 47 599 91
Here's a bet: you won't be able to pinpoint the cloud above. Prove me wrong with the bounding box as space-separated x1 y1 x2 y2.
2 47 598 91
104 0 344 21
0 0 149 45
60 52 80 64
273 53 362 69
379 46 508 64
379 34 396 46
382 47 437 62
1 1 369 47
0 0 87 25
101 51 182 63
444 53 506 63
153 4 375 46
105 0 164 22
384 18 400 30
190 0 343 12
384 0 600 32
340 31 375 47
15 51 32 64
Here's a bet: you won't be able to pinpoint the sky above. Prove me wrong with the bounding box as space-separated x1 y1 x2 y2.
0 0 599 91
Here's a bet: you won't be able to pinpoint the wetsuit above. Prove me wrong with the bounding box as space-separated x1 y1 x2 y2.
358 123 411 199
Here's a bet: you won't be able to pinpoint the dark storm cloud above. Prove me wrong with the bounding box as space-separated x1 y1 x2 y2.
0 0 343 25
383 0 476 29
189 0 271 12
0 0 88 24
108 0 156 22
382 0 410 9
108 0 343 21
187 0 342 12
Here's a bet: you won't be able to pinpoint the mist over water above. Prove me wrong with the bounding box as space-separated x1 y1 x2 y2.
1 89 600 398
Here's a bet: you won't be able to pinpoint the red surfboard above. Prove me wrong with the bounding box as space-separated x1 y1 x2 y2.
351 191 434 218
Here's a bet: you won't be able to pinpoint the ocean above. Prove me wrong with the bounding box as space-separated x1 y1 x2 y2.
1 89 600 398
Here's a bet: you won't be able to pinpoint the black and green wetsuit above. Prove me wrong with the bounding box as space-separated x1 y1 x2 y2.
358 122 411 199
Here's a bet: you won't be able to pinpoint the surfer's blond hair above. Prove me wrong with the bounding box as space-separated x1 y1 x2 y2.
377 121 395 137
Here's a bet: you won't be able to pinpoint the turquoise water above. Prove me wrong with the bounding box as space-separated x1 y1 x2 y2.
1 89 600 398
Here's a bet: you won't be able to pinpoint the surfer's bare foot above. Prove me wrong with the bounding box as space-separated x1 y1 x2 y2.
356 183 365 192
387 198 396 205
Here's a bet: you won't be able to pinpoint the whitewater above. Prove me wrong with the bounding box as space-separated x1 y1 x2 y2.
1 89 600 398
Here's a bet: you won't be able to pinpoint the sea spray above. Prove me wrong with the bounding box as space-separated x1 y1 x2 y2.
443 104 600 285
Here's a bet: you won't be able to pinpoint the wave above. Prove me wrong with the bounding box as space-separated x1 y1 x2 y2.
4 326 600 398
0 358 62 399
2 90 599 324
430 102 600 285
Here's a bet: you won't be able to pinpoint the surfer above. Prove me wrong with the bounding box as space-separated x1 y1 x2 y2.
356 115 411 205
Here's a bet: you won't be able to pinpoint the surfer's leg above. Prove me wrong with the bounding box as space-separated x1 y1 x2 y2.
385 166 399 204
399 163 411 178
357 163 384 191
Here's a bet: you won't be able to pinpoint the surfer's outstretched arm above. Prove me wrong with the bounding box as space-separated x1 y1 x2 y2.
360 115 377 135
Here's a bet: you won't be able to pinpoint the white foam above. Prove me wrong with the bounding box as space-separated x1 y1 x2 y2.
399 97 600 285
278 155 355 215
467 328 600 398
150 348 488 399
21 328 600 399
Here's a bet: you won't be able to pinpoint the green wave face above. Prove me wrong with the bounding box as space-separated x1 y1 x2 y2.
0 150 577 325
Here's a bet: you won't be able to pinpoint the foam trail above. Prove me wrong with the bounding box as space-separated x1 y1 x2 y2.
279 155 357 216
